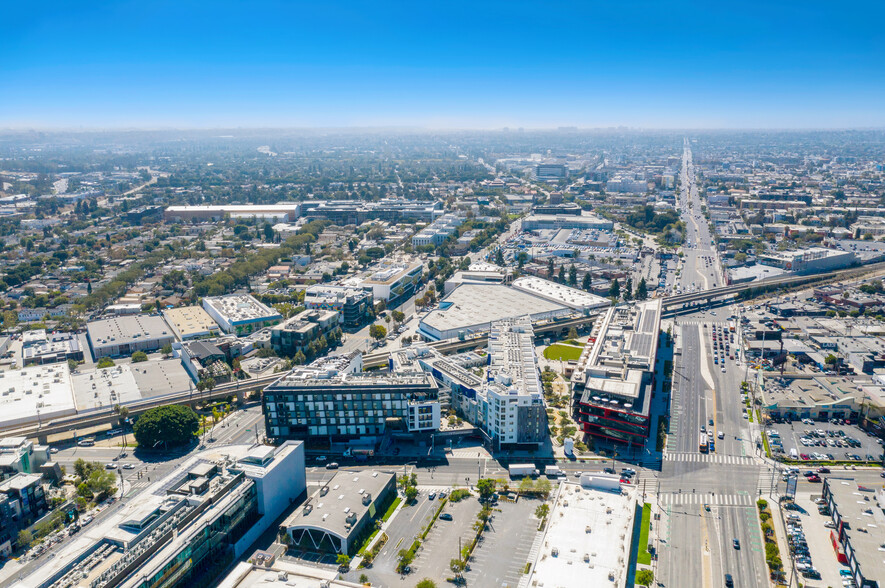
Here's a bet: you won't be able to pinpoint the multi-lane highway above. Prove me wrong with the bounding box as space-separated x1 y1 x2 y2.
677 140 723 291
655 142 768 588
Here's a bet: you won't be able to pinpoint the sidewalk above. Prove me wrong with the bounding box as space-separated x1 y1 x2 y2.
766 495 798 588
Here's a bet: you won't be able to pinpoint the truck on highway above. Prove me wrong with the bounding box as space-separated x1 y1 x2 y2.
509 464 539 478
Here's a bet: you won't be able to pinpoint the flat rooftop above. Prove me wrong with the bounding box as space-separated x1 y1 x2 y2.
583 299 662 373
129 359 193 399
512 276 610 310
87 314 173 348
18 443 276 588
530 482 634 588
162 306 220 338
71 364 142 410
267 369 435 391
281 470 394 541
761 375 862 410
420 283 571 337
203 295 282 324
0 363 76 430
825 479 885 581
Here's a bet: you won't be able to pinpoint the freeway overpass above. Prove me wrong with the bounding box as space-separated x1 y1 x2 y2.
10 260 885 443
662 260 885 314
2 373 281 444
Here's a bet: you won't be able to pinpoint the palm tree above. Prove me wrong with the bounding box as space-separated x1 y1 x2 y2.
113 404 130 448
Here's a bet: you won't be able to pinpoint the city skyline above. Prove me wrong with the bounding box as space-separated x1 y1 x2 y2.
2 1 884 129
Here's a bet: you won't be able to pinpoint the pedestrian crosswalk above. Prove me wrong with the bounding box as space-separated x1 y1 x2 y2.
123 478 151 498
676 318 726 326
756 468 779 495
449 447 493 458
664 452 756 465
658 491 754 506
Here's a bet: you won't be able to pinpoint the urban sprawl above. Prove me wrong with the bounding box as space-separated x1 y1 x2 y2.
0 130 884 588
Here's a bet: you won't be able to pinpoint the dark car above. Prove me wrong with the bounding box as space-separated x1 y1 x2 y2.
724 573 734 587
439 513 453 521
732 539 740 550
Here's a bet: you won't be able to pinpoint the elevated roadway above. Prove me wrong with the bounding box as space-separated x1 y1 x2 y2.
9 258 885 442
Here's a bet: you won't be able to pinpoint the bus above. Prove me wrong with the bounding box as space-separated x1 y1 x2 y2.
699 433 709 453
728 320 735 333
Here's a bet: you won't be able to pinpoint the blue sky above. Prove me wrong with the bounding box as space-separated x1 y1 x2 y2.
2 1 883 128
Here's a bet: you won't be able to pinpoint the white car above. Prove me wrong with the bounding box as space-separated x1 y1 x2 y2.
122 463 135 470
105 463 117 470
717 431 724 439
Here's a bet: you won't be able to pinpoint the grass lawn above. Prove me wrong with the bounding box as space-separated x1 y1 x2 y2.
543 344 583 361
382 497 401 522
637 503 652 565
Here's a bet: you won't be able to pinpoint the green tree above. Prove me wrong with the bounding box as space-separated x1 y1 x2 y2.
568 264 577 286
635 277 648 301
450 557 466 574
391 310 406 323
495 248 504 266
404 485 418 502
635 569 654 587
77 468 117 500
369 324 387 341
567 327 578 340
825 354 839 365
535 503 550 519
97 357 115 369
623 277 633 301
608 278 621 301
2 310 17 332
359 573 370 585
547 258 555 278
582 271 592 291
518 476 534 494
73 458 100 480
17 529 33 548
416 579 437 588
131 351 148 363
336 554 351 569
161 343 173 356
133 405 199 448
476 477 496 501
534 477 552 498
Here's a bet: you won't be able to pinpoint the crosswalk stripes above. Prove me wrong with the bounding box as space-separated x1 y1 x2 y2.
657 492 754 507
124 479 151 498
756 469 778 495
663 452 756 465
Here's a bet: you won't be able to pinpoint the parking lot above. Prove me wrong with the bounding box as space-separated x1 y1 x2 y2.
348 493 441 586
464 497 543 587
790 493 848 588
766 420 884 463
408 497 481 581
